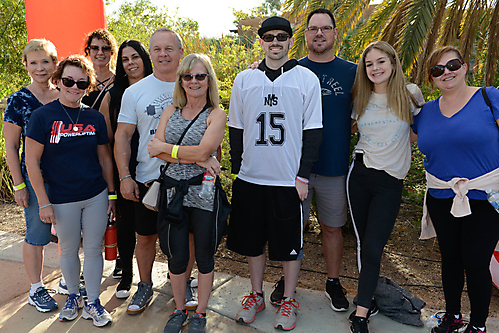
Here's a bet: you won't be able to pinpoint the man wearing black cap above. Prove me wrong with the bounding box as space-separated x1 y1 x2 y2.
227 16 323 331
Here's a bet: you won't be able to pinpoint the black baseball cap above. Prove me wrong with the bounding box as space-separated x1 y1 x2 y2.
258 16 293 38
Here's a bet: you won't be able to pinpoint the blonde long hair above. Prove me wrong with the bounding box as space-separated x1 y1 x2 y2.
352 41 419 124
173 54 219 109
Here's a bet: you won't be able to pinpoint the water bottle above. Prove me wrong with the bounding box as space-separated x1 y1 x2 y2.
426 311 443 328
199 172 215 200
486 189 499 213
104 214 117 261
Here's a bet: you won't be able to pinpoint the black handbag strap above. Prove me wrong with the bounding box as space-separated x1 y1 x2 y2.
482 87 499 130
159 103 210 178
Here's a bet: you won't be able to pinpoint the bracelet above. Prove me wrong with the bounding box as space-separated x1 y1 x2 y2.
108 194 118 200
39 203 52 210
296 176 309 185
231 174 238 180
108 191 117 195
14 182 26 191
119 175 131 182
171 145 180 159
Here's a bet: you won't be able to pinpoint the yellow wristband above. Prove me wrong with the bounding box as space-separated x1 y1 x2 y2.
108 194 118 200
171 145 180 159
14 182 26 191
231 174 238 180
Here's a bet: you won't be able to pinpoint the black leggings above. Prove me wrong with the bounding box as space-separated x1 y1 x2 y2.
427 193 499 327
116 190 136 279
168 207 215 275
347 158 403 309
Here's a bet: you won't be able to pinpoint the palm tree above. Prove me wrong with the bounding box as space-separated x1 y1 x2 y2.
283 0 499 86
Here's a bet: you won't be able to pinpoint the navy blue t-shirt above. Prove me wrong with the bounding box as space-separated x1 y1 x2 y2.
26 100 109 204
299 56 357 177
413 87 499 200
3 87 43 178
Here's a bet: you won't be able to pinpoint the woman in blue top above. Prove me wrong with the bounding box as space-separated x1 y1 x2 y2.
3 39 59 313
25 55 116 327
412 46 499 333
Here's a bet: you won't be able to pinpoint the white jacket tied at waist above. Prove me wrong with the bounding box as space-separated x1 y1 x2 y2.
420 167 499 240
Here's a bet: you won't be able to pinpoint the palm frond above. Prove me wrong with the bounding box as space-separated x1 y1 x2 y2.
397 0 436 72
485 0 499 85
335 0 371 42
381 0 412 47
459 0 485 65
439 0 465 46
352 0 400 53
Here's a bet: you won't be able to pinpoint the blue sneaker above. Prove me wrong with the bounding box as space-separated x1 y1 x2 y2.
59 293 82 321
58 278 87 298
28 287 58 312
82 299 113 327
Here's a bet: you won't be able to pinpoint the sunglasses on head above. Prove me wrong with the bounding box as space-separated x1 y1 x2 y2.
89 45 112 52
262 33 289 42
430 59 463 78
180 73 209 82
61 77 90 89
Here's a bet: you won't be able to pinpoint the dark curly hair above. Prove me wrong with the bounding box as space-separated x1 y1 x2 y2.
52 55 96 95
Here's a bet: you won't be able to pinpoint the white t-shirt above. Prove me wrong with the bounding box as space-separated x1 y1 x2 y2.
228 65 323 186
352 83 424 179
118 74 175 183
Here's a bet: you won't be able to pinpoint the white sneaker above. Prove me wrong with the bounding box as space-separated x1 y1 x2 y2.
82 299 112 327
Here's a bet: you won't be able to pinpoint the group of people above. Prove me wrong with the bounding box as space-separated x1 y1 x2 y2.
3 8 499 333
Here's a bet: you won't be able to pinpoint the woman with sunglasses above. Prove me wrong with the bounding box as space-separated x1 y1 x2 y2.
3 39 59 313
25 54 115 327
347 41 424 333
82 29 117 110
412 46 499 333
99 40 153 299
147 53 226 333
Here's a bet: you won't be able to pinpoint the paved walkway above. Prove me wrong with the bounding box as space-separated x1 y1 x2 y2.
1 231 498 332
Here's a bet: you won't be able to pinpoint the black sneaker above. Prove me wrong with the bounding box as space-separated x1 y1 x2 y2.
325 280 349 311
431 313 464 333
112 256 123 279
350 316 369 333
116 275 132 299
164 309 188 333
348 299 379 322
270 276 285 306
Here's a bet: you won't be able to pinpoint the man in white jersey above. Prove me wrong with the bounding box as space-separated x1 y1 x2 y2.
115 28 197 315
227 16 323 331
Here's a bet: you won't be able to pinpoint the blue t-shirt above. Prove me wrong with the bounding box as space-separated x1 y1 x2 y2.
26 100 109 204
412 87 499 200
3 87 43 178
299 56 357 177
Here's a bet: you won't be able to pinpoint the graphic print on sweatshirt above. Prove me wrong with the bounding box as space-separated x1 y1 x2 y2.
50 120 97 144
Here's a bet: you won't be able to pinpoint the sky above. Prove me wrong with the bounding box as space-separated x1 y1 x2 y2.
107 0 264 38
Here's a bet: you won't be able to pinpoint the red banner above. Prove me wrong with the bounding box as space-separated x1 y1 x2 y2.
25 0 106 60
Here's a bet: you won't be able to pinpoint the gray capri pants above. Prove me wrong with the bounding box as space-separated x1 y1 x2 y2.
53 189 108 301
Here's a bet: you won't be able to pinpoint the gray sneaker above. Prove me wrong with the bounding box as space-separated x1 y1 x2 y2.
164 309 188 333
59 293 83 321
82 299 113 327
185 278 198 310
127 282 153 315
188 312 207 333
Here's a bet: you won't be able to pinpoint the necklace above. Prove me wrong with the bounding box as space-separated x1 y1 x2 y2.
59 101 81 132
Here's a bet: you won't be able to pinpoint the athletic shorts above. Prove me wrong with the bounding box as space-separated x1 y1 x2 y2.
227 178 303 261
24 178 52 246
133 181 158 236
302 174 347 228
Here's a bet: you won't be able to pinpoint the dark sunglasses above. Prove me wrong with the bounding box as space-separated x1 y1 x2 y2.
430 59 463 78
262 33 289 42
89 45 112 52
180 73 209 82
61 77 90 89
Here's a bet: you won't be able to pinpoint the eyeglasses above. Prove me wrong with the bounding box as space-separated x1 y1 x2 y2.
89 45 112 52
61 77 90 89
307 26 334 33
430 59 463 77
180 73 209 82
261 33 289 42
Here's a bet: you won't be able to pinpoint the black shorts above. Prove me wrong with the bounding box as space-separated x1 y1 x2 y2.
227 178 303 261
133 181 158 236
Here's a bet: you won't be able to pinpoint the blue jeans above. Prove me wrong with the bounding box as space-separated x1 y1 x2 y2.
24 177 52 246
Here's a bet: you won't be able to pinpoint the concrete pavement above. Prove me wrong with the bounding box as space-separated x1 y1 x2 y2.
0 230 497 333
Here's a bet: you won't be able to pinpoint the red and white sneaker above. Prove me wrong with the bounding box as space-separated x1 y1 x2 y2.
236 291 265 324
274 297 299 331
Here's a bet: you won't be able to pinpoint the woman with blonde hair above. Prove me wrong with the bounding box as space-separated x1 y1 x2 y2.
148 53 226 333
347 41 424 333
3 38 59 313
412 46 499 333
